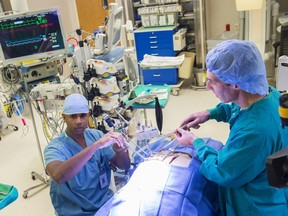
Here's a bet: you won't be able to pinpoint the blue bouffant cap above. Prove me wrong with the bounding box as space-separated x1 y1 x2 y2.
63 93 89 114
206 39 268 96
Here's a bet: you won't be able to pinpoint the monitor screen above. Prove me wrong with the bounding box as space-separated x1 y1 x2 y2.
106 6 123 53
0 8 67 64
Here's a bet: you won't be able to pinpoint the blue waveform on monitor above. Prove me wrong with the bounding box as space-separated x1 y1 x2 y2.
6 35 47 47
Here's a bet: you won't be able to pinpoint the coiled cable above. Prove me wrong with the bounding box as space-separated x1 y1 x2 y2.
1 64 21 85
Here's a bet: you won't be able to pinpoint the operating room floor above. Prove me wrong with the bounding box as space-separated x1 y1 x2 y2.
0 80 229 216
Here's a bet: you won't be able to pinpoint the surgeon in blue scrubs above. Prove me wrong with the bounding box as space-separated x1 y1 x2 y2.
44 93 130 216
175 40 288 216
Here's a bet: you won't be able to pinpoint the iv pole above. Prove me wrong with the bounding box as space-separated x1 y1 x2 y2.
21 64 50 199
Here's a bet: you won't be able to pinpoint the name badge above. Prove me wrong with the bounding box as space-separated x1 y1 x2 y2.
99 171 109 189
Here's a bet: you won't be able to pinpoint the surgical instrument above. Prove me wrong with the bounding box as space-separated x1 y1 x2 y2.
123 140 146 161
149 123 189 145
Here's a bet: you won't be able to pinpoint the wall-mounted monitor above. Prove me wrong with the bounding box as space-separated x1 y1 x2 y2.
0 8 67 65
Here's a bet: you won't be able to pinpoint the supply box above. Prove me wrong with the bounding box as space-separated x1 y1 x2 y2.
141 0 178 4
178 52 195 79
173 28 186 51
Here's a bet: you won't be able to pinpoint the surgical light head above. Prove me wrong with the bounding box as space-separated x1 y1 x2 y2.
206 39 269 96
63 93 89 115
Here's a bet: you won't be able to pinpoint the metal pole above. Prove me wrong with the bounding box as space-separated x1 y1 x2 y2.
21 64 47 177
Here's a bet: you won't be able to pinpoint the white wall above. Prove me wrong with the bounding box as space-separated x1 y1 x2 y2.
249 7 267 54
205 0 268 52
277 0 288 13
205 0 240 39
10 0 28 12
11 0 80 35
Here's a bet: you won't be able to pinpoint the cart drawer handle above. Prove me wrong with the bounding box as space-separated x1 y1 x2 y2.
150 46 158 49
150 36 157 39
153 74 161 77
150 41 157 44
151 53 158 56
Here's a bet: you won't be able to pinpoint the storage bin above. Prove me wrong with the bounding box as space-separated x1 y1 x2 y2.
140 13 178 27
173 28 186 51
149 14 159 26
141 0 158 4
141 15 150 27
178 52 195 79
166 13 178 25
193 68 206 87
138 6 159 15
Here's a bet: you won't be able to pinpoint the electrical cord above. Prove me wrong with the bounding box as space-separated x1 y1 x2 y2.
11 100 29 137
43 117 53 141
31 95 61 138
0 82 12 93
1 64 21 85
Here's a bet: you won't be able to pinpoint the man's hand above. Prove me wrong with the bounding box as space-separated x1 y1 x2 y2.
180 110 210 129
112 143 128 153
174 128 198 146
94 131 126 149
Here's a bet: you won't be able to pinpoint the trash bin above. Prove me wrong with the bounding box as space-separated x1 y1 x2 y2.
178 52 196 79
193 68 206 87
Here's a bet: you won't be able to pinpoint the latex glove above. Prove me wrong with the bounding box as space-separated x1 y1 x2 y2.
180 110 210 129
95 131 126 150
174 127 198 146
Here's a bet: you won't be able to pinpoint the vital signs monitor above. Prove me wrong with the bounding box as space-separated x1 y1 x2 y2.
0 8 67 64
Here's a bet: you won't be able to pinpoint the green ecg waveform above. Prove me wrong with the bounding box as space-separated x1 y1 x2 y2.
0 16 48 30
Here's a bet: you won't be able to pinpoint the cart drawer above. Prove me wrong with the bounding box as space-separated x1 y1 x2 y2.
136 48 175 62
143 68 178 85
134 31 174 49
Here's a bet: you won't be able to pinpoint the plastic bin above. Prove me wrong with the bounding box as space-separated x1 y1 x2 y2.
178 52 195 79
140 13 178 27
193 68 206 87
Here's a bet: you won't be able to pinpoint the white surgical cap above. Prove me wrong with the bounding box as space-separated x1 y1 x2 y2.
63 93 89 114
206 39 268 96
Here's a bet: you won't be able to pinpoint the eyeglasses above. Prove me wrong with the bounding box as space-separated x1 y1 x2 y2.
205 78 218 85
206 78 232 87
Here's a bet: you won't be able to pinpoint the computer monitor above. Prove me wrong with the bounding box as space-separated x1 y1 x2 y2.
106 5 123 53
0 8 67 65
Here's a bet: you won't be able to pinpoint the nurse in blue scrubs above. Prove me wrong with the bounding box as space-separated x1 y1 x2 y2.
175 40 288 216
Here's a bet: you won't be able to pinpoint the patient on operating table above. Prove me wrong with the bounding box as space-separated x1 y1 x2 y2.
96 138 223 216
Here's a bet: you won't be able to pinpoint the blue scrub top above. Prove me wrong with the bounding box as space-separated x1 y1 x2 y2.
193 87 288 215
44 128 115 216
